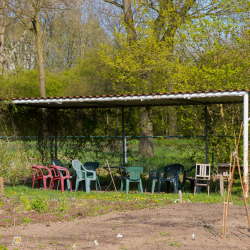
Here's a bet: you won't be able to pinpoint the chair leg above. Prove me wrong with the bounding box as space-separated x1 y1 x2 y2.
85 179 90 194
66 179 70 191
173 180 177 194
43 177 47 190
61 178 65 193
49 178 53 190
120 179 124 193
145 179 148 193
126 180 129 194
69 180 72 191
182 179 185 192
208 181 210 196
194 180 197 195
151 179 156 194
139 180 143 194
95 180 98 193
97 177 101 190
32 179 35 189
75 180 79 192
158 180 162 194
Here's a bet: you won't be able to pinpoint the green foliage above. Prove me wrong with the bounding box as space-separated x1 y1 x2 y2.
0 140 33 185
0 245 7 250
60 195 68 212
30 195 48 212
20 196 32 211
170 242 182 247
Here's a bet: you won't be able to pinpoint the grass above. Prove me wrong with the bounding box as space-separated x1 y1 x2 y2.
0 182 249 228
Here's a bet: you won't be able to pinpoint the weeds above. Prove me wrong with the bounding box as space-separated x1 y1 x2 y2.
170 242 182 247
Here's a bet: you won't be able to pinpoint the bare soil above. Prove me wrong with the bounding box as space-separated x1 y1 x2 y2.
1 203 250 249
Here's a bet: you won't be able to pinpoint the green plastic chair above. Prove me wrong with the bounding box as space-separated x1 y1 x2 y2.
84 162 101 191
158 164 184 194
72 160 98 193
145 169 159 194
120 166 144 194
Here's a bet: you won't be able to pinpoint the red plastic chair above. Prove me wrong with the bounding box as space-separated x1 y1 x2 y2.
49 165 72 192
32 165 53 190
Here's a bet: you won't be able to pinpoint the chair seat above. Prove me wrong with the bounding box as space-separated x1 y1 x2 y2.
194 163 211 195
72 160 99 194
145 164 184 194
32 165 53 190
120 166 144 194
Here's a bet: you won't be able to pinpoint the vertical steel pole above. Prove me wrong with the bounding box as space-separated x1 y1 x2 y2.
243 92 249 197
205 104 208 164
122 107 127 166
54 109 58 160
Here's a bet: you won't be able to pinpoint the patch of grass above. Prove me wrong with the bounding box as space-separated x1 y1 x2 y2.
160 232 170 236
170 242 182 247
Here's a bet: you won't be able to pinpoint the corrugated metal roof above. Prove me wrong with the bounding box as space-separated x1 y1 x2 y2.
2 89 249 109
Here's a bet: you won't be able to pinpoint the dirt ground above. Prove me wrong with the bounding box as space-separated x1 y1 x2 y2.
1 202 250 250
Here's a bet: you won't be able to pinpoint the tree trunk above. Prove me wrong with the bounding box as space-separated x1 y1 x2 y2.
123 0 137 43
139 107 154 157
168 106 177 136
0 2 7 72
34 17 46 97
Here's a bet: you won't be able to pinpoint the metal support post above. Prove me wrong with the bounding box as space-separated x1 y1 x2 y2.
122 108 127 166
243 92 249 197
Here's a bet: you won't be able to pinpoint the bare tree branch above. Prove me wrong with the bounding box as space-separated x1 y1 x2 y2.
103 0 123 9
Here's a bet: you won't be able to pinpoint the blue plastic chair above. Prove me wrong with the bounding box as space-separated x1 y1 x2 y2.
120 166 144 194
157 164 184 194
72 159 98 193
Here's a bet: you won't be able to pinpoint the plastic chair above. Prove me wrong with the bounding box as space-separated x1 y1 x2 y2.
32 165 53 190
157 164 184 194
182 166 196 192
84 162 101 191
49 165 72 192
72 159 98 193
120 166 144 194
52 159 76 178
194 163 211 195
145 169 159 194
52 159 75 190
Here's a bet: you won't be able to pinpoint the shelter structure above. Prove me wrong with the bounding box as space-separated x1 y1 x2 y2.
8 89 250 196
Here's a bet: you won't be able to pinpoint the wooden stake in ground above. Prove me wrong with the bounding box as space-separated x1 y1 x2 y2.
222 123 250 239
0 177 4 197
106 160 121 205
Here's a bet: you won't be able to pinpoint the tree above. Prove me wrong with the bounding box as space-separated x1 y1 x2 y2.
0 2 28 73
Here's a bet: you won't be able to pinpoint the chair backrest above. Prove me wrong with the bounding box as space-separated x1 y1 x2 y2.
50 165 70 177
126 166 143 181
52 159 65 167
72 160 87 179
195 163 210 180
163 164 184 179
32 165 52 177
84 162 99 171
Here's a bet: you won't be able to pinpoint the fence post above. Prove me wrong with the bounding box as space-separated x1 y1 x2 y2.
0 177 4 197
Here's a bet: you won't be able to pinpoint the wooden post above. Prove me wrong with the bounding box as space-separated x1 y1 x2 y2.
0 177 4 197
220 175 224 197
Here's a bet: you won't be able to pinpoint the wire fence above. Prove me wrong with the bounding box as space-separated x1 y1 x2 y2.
0 134 240 174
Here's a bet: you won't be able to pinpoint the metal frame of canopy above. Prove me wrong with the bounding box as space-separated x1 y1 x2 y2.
9 89 249 196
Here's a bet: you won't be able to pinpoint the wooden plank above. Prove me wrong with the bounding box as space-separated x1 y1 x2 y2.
0 177 4 197
220 174 224 197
